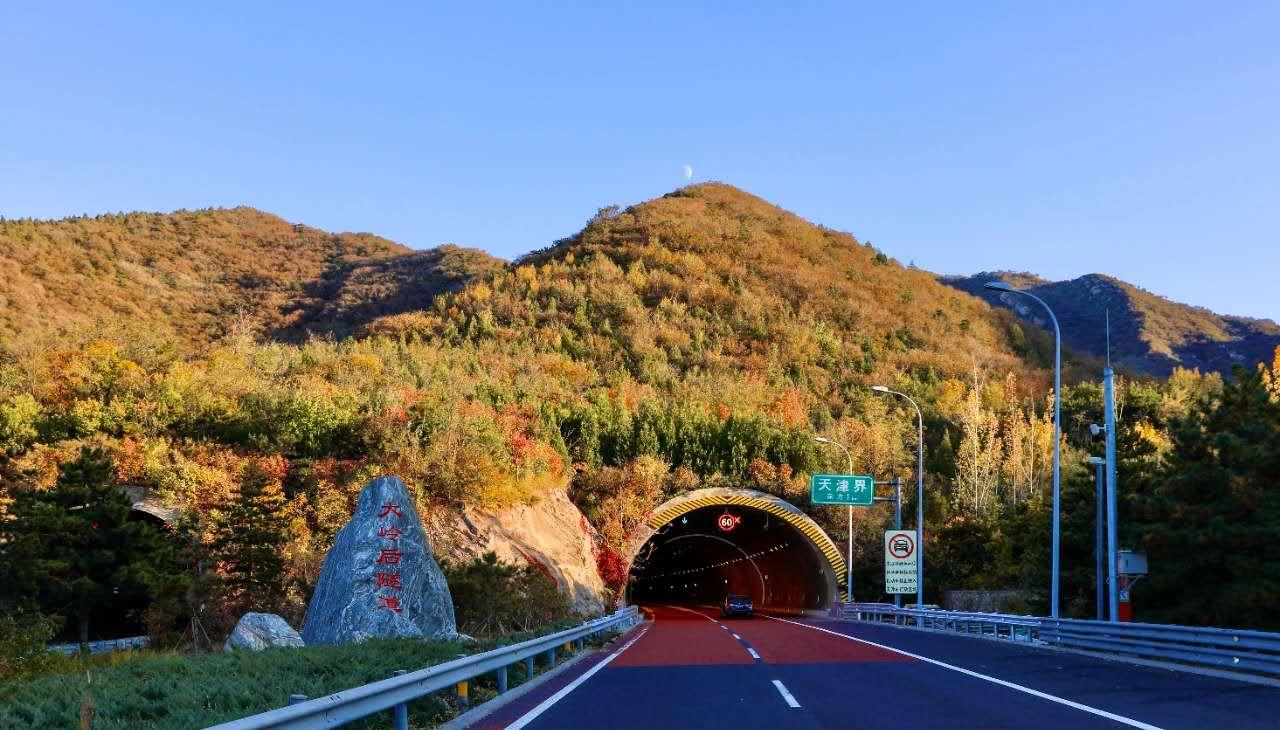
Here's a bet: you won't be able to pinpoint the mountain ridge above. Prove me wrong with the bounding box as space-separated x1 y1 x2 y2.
942 271 1280 376
4 186 1272 381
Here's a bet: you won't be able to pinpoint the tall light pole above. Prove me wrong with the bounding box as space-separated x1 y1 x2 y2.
871 386 925 610
985 280 1062 618
814 436 854 603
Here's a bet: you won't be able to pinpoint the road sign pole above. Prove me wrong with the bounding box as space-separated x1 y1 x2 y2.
893 477 901 608
847 505 853 603
1094 458 1105 621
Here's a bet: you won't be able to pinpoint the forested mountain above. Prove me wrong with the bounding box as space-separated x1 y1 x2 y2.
944 272 1280 377
2 183 1277 635
0 208 502 351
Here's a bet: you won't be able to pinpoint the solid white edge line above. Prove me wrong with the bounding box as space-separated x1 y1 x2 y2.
505 625 650 730
747 647 762 660
771 679 802 708
763 616 1164 730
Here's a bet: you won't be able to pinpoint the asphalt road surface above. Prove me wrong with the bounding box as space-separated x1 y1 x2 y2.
469 605 1280 729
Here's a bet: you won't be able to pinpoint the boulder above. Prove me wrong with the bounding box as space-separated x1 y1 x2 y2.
223 612 304 652
302 476 457 645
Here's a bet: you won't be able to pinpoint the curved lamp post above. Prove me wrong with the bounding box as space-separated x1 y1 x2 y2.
871 386 925 610
814 436 854 603
985 280 1062 618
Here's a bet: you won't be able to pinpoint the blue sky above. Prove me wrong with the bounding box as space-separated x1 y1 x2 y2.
2 2 1277 319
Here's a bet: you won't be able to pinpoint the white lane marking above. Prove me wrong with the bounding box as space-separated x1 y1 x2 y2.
747 647 762 660
732 633 741 640
764 616 1164 730
506 626 650 730
721 625 729 631
772 679 801 708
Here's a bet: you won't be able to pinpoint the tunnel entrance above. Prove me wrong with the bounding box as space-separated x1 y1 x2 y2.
624 488 843 611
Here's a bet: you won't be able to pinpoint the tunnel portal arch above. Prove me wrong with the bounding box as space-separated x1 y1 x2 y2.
624 487 846 609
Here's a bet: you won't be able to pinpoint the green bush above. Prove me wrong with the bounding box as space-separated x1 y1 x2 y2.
0 611 59 679
445 552 574 637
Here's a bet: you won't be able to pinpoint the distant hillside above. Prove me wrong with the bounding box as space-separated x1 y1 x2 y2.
943 272 1280 376
364 183 1048 401
0 208 503 351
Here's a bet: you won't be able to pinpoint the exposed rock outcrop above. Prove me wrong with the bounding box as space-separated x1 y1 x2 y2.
223 612 305 652
430 488 606 614
302 476 457 644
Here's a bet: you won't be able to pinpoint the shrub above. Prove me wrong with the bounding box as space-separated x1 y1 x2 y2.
444 552 573 637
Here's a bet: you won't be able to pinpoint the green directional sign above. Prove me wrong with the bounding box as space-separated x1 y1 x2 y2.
810 473 875 506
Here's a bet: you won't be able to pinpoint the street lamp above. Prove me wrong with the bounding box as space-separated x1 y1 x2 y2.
814 436 854 604
871 386 926 610
985 280 1063 618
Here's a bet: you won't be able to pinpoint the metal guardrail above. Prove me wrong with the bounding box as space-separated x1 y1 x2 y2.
838 603 1280 676
207 605 642 730
48 635 150 655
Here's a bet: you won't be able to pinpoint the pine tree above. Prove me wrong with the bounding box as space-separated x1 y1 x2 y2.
1129 368 1280 629
210 461 291 612
0 447 185 648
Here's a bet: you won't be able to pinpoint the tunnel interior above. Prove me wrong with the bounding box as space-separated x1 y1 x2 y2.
626 504 836 610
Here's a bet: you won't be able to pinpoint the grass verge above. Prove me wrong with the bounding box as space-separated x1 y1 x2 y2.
0 621 621 729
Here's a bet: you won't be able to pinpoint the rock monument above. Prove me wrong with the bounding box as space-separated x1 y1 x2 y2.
301 476 457 644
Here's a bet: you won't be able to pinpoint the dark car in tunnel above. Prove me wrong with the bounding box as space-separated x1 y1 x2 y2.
721 594 753 618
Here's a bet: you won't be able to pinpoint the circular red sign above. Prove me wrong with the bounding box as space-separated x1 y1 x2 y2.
718 513 740 532
888 533 915 559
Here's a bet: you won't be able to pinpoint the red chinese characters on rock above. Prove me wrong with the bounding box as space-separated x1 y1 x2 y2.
375 502 406 614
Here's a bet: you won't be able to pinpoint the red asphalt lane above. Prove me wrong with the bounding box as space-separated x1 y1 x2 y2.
466 604 917 729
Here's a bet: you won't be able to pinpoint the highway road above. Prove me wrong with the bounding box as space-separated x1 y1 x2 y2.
470 605 1280 730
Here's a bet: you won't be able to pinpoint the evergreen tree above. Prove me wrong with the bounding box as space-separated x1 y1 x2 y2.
210 461 291 611
1129 369 1280 629
0 447 185 647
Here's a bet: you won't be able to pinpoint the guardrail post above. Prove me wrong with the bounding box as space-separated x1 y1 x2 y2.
525 655 535 679
288 694 308 706
392 670 409 730
496 665 508 694
546 647 557 667
456 679 469 707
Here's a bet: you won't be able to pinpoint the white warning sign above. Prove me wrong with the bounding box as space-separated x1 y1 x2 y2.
884 530 918 595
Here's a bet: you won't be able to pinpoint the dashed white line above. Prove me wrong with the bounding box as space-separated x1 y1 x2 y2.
747 647 761 660
772 679 802 708
732 633 741 640
763 616 1163 730
506 626 649 730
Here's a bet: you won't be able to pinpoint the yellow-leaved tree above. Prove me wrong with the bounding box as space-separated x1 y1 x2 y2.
1262 346 1280 403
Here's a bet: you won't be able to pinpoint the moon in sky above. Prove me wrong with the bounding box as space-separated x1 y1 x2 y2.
682 164 693 180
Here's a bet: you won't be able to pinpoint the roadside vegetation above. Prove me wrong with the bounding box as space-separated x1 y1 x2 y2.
0 622 619 729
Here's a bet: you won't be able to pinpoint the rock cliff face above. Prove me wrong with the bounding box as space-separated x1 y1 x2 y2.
429 488 606 615
302 476 457 644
